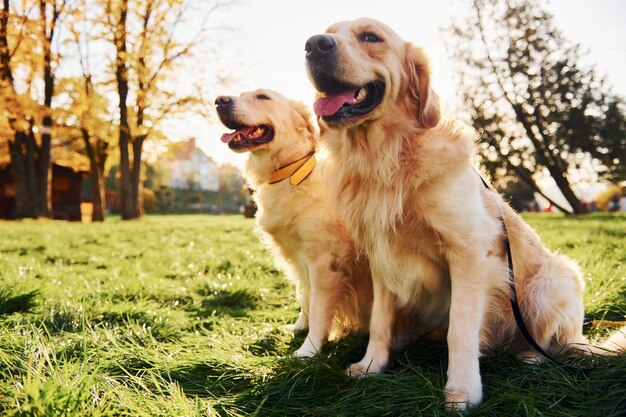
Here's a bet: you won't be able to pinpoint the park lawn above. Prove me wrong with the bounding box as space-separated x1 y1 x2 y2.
0 214 625 417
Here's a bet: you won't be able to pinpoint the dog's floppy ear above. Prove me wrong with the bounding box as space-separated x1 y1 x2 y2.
405 43 440 129
290 101 318 143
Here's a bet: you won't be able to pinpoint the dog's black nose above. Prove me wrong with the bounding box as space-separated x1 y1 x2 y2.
215 96 233 107
305 35 336 60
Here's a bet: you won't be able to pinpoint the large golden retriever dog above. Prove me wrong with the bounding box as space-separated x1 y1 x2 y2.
305 18 626 409
214 89 373 357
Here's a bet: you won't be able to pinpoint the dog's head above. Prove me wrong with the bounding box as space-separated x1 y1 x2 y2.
215 89 315 154
305 17 440 130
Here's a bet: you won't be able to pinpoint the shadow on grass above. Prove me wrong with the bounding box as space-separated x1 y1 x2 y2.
0 245 45 256
41 309 84 333
210 333 626 417
44 255 91 265
208 335 447 416
216 350 445 416
95 309 182 342
248 333 287 357
164 360 258 398
0 288 38 316
104 353 158 377
193 288 259 318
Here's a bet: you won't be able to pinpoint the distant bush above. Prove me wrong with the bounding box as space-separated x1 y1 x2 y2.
143 188 157 212
155 186 178 212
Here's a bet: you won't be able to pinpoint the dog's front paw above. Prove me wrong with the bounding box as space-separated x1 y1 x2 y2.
345 360 385 378
294 337 320 358
444 385 482 411
294 346 317 358
346 362 369 378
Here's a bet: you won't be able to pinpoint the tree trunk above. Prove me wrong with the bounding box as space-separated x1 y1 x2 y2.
509 163 572 214
81 128 107 222
91 170 106 222
130 135 145 218
119 134 133 219
510 103 585 213
545 164 586 214
34 0 58 218
95 143 108 221
114 0 136 220
4 121 47 220
7 127 52 218
9 132 36 218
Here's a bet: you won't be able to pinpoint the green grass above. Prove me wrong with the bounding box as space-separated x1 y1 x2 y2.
0 214 625 416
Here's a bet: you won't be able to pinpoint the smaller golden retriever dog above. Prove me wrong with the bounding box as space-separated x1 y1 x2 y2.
305 18 626 410
214 89 373 357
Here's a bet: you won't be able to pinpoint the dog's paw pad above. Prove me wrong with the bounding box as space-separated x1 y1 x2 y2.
346 363 369 378
294 347 317 358
346 361 385 378
444 389 481 411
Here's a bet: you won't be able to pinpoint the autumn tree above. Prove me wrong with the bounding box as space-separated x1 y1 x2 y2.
1 0 71 218
102 0 232 220
55 75 114 221
57 2 115 221
446 0 626 213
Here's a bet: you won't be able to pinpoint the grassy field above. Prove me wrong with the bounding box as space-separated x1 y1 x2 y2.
0 214 625 416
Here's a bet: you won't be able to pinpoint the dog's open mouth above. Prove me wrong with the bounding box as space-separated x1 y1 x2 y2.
220 123 274 150
313 80 385 122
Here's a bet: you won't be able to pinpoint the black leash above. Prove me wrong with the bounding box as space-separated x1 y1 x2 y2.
478 173 558 363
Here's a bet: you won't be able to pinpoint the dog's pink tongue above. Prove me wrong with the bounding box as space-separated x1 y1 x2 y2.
221 132 237 143
220 126 256 143
314 89 358 117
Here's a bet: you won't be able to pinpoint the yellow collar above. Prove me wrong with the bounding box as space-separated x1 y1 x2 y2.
268 151 316 186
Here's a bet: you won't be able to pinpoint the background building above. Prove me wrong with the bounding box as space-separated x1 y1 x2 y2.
168 138 219 192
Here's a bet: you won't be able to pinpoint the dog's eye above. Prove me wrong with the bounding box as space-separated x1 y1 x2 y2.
256 94 271 100
359 32 383 43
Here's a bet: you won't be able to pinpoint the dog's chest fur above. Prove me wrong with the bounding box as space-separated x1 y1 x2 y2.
324 123 479 322
253 170 339 264
254 183 307 256
351 184 450 319
333 165 451 322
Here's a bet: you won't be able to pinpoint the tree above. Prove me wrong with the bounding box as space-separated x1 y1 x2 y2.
446 0 626 213
55 76 114 221
60 3 115 221
102 0 232 220
1 0 70 218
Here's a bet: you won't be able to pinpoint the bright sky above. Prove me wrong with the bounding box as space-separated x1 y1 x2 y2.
170 0 626 168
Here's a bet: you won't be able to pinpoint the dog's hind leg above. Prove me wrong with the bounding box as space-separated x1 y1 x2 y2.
518 255 586 358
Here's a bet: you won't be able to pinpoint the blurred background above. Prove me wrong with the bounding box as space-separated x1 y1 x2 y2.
1 0 625 221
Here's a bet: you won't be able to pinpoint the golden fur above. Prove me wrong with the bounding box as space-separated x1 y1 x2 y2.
215 89 373 357
306 18 626 410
